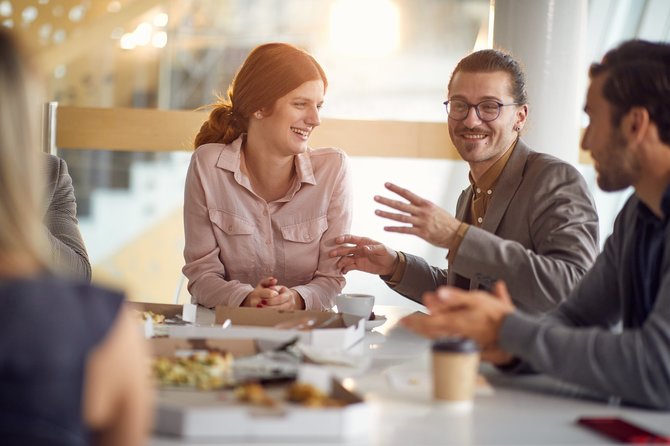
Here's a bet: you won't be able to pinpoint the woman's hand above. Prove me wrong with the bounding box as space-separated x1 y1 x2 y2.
241 277 280 307
262 286 306 310
241 277 305 310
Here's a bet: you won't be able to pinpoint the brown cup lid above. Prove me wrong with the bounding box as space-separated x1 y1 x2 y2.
431 336 479 353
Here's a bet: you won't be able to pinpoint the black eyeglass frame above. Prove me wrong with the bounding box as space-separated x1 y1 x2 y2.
443 99 520 122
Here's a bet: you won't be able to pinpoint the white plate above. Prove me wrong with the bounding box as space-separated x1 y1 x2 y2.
365 315 387 331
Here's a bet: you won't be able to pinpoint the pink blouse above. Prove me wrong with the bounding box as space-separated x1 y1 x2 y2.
182 138 353 310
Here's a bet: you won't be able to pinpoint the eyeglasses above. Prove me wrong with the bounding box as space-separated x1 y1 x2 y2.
443 99 519 122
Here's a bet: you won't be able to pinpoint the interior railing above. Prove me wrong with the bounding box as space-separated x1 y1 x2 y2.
44 103 592 163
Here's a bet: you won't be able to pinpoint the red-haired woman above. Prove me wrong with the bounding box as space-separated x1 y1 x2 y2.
183 43 353 311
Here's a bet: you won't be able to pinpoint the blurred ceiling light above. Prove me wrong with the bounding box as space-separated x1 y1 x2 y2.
134 21 152 46
110 27 124 39
54 64 66 79
329 0 400 57
52 5 64 17
120 32 136 50
68 5 85 22
2 19 12 28
0 1 11 17
52 29 65 43
151 31 167 48
39 0 49 4
22 6 38 24
107 1 121 13
153 12 168 27
39 23 52 40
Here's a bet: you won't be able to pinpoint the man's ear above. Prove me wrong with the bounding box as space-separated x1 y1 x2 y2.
516 104 529 125
622 106 650 144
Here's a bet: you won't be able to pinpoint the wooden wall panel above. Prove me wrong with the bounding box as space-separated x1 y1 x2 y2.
56 105 586 163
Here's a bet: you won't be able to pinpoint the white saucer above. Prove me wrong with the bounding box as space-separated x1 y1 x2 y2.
365 315 387 331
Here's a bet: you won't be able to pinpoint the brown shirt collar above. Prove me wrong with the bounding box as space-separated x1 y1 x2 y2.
468 138 518 197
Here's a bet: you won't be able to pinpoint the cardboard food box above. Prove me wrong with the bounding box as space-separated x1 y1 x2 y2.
127 302 184 319
149 337 258 358
127 302 217 337
166 307 365 350
150 337 369 439
154 378 369 439
128 302 189 337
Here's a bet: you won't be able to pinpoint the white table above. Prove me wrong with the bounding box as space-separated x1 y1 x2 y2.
150 305 669 445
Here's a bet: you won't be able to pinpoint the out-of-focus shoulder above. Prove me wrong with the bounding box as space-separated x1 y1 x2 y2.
308 147 348 158
307 147 349 167
193 143 225 158
525 151 581 177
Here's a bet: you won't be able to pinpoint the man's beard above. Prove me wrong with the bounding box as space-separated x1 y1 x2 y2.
596 129 640 192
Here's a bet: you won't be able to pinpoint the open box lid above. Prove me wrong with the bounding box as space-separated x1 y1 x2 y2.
126 302 183 319
215 307 348 327
168 307 365 350
126 302 218 327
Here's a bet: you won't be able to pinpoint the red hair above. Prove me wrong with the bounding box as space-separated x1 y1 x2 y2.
194 42 328 148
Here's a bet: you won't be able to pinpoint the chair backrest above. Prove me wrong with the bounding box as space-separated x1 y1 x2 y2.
172 273 189 305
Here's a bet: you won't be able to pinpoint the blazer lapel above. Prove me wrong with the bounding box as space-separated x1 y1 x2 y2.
481 139 530 234
455 186 473 221
448 187 474 287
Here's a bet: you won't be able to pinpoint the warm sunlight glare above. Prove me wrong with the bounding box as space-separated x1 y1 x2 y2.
329 0 400 57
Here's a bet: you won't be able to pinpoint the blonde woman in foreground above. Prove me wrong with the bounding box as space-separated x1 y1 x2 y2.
0 29 152 445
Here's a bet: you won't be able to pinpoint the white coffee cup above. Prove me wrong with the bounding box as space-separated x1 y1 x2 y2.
335 293 375 319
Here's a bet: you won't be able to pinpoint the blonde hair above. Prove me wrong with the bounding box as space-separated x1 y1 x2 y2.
0 29 47 268
194 42 328 148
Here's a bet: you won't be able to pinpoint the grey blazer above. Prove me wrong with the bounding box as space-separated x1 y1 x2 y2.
500 194 670 410
392 140 599 314
44 153 92 282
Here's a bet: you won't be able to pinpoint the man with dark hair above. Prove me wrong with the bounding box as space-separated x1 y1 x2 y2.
402 40 670 410
330 49 599 314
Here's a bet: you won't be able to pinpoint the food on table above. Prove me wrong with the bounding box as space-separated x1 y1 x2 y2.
234 381 346 408
286 382 346 407
139 310 166 325
152 351 234 390
234 382 278 407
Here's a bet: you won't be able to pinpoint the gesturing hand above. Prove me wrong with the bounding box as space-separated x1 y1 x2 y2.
375 182 461 249
329 234 398 275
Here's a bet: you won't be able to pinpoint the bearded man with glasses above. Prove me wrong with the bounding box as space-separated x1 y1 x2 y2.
330 49 599 314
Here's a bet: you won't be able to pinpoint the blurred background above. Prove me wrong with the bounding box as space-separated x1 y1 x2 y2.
4 0 669 306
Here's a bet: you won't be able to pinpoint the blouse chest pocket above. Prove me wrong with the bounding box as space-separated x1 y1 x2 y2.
280 215 328 283
208 210 256 273
209 210 254 235
280 215 328 243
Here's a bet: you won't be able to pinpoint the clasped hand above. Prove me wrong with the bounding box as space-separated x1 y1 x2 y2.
401 282 516 365
242 277 305 310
